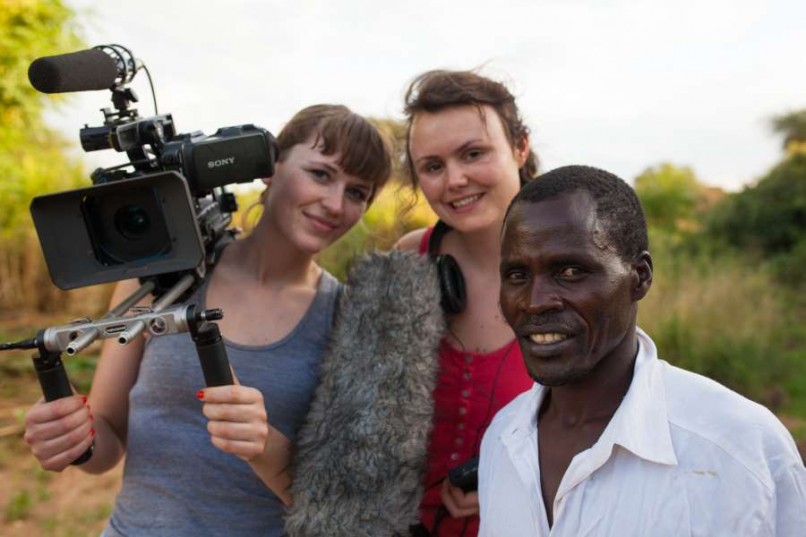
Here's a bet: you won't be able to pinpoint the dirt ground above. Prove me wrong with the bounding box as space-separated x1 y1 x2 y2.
0 368 124 537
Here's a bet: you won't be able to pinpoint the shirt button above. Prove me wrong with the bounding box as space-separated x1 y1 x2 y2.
461 389 471 398
458 407 467 416
458 423 465 430
455 437 464 445
464 371 472 380
464 354 473 364
450 453 459 461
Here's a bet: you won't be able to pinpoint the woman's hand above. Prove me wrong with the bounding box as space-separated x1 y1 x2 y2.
440 478 480 519
198 384 268 462
198 382 293 505
23 394 94 472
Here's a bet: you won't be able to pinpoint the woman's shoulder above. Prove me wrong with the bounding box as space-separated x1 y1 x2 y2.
393 227 430 253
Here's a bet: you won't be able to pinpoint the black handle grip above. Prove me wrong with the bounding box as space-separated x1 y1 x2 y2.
32 352 94 465
448 456 479 492
193 323 233 387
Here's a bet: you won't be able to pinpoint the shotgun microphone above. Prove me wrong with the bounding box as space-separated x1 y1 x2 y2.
28 47 128 94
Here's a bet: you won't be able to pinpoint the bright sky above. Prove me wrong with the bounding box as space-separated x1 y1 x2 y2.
46 0 806 192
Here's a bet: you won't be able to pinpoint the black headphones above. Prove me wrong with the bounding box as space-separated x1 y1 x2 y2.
428 220 467 315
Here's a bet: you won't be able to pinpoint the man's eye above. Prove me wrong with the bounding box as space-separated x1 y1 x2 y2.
558 267 584 280
503 269 529 283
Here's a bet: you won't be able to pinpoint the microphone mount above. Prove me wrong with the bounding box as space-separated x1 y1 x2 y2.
95 44 141 90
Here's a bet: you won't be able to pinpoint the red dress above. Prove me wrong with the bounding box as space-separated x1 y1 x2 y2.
417 228 534 536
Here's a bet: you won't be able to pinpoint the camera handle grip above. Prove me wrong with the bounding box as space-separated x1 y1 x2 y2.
31 348 94 465
447 456 479 493
193 323 233 386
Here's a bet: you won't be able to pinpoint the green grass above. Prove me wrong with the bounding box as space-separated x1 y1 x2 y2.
4 489 32 522
639 236 806 417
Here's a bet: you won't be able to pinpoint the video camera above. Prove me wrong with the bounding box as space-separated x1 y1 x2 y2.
27 44 278 292
0 46 272 465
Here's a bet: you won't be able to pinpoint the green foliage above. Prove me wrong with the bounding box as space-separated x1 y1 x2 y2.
369 117 408 183
0 0 86 238
0 1 91 311
317 184 436 280
0 0 81 126
4 489 32 521
704 154 806 286
771 109 806 150
634 163 705 232
639 232 803 411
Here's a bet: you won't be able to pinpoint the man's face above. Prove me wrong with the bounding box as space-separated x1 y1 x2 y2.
499 191 649 387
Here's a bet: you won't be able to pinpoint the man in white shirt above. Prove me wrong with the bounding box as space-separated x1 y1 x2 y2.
480 165 806 536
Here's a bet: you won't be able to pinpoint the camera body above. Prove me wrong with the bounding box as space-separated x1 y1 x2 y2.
28 47 277 293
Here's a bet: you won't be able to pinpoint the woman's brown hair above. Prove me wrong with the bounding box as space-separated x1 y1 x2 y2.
243 104 392 230
276 104 391 200
403 69 538 187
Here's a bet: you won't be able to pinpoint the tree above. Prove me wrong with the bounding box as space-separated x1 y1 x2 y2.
706 155 806 255
0 0 87 236
771 109 806 155
0 0 88 309
369 117 407 183
633 163 706 232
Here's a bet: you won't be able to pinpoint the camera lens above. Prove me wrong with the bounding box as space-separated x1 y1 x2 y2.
81 185 172 265
114 205 151 239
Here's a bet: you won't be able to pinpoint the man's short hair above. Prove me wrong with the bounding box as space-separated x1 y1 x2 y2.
507 165 648 260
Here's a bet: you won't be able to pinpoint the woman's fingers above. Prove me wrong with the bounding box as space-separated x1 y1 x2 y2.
23 395 94 472
198 384 268 461
440 479 480 518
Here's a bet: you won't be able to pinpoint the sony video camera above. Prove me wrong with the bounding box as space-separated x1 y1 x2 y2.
27 44 278 294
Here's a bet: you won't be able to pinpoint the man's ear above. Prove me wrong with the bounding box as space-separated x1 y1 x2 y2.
631 251 653 301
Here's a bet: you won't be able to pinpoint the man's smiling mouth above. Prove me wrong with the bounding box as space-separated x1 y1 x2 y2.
529 333 569 345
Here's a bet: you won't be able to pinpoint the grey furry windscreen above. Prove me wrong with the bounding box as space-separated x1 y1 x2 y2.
285 250 446 536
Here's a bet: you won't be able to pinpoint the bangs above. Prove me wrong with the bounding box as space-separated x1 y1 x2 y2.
313 114 391 189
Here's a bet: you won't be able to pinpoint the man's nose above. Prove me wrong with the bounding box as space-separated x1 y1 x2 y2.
525 278 563 314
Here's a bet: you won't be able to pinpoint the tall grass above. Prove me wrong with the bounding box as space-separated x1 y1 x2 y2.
639 231 805 415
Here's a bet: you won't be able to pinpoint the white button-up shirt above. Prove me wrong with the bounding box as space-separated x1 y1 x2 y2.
479 329 806 536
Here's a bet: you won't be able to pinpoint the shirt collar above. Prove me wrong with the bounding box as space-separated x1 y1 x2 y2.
593 327 677 467
500 328 678 469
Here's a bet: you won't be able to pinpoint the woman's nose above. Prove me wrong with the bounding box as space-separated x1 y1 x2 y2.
445 162 469 189
320 186 345 215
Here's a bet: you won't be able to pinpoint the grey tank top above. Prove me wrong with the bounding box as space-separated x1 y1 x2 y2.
105 270 341 537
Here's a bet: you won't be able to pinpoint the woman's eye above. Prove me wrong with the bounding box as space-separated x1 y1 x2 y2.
466 148 483 160
309 169 329 181
421 161 443 175
347 187 370 202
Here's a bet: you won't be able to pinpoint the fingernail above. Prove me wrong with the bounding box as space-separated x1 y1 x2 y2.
81 395 87 404
90 428 96 438
196 390 205 400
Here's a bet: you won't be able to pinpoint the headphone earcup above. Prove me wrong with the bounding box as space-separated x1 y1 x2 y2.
435 253 466 315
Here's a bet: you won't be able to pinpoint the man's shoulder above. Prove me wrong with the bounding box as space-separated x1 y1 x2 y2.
660 360 801 478
662 361 773 420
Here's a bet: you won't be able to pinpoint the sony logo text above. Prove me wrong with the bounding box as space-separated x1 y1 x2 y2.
208 157 235 169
